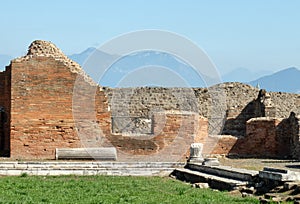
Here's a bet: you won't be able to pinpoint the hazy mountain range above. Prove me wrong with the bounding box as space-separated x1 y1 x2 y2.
248 67 300 93
222 67 272 83
69 48 300 93
69 48 219 87
0 48 299 93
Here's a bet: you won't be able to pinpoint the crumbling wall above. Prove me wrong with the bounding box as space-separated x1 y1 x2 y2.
104 84 300 138
101 112 207 161
4 40 300 160
229 118 280 158
275 112 300 158
9 40 96 159
7 40 206 160
104 83 260 136
202 135 238 156
270 92 300 118
226 114 300 159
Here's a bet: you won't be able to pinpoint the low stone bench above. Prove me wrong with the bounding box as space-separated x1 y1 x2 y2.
55 147 117 160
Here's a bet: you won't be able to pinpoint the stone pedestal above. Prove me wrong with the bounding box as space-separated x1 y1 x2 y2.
188 143 204 163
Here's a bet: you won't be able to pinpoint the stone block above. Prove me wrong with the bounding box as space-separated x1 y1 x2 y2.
259 167 300 181
55 147 117 160
202 158 220 166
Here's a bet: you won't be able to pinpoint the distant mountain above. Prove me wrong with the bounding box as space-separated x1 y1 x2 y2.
0 55 12 70
69 47 119 67
222 68 271 82
69 47 96 65
69 48 218 87
69 48 300 92
248 67 300 93
69 47 121 85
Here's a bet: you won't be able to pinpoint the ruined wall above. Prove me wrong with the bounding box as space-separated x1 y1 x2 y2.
202 107 300 159
7 40 206 160
9 41 96 159
104 83 259 137
95 111 207 161
229 118 282 158
104 84 300 138
104 83 259 118
198 135 237 156
275 113 300 158
270 92 300 118
4 40 300 160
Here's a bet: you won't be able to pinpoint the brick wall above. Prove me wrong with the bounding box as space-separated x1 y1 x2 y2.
6 40 209 160
202 135 238 156
230 117 282 158
275 113 300 158
199 114 300 159
9 57 82 159
99 111 207 161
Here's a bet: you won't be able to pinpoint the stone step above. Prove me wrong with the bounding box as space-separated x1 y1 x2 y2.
172 168 248 191
0 161 184 168
187 163 258 182
0 162 185 176
0 168 175 176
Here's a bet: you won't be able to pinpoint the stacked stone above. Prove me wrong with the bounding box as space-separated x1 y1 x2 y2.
104 82 260 136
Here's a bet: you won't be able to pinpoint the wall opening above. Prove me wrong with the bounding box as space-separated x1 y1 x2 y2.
0 107 8 156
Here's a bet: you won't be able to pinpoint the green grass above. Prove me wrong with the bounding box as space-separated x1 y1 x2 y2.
0 175 259 204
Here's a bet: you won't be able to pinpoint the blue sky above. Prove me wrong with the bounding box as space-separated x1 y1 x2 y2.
1 0 300 74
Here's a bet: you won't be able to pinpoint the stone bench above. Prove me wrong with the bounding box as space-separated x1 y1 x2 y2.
55 147 117 160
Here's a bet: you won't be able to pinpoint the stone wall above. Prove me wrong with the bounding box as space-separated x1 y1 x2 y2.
270 92 300 118
104 84 258 136
104 83 300 137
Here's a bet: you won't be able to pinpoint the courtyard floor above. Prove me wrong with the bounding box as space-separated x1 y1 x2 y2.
219 156 300 172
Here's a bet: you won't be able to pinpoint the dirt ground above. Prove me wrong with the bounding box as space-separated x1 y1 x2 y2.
219 156 300 172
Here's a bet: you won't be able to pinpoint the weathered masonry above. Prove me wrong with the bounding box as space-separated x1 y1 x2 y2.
0 40 300 160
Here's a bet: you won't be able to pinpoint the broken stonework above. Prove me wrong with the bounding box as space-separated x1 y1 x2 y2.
259 167 300 182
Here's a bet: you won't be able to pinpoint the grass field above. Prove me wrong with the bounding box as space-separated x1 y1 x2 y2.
0 174 259 203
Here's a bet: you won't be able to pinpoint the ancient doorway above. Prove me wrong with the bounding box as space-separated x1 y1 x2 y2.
0 107 7 156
